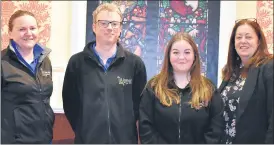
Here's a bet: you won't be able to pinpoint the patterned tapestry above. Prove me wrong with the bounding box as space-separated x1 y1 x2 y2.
257 1 273 54
1 1 51 50
86 1 220 85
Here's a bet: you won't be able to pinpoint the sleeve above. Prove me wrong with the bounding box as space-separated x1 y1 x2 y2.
204 89 225 144
139 87 166 144
62 55 80 132
263 61 273 144
132 57 147 121
49 58 52 78
47 57 53 103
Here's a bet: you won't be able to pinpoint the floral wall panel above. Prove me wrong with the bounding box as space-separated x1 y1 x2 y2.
257 1 273 53
1 1 51 50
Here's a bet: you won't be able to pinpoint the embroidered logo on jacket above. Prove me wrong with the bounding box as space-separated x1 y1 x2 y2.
40 68 51 77
117 76 132 86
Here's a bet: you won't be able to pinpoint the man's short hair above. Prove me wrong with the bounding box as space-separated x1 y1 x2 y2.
92 2 123 23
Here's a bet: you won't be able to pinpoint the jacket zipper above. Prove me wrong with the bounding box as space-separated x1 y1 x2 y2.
92 57 112 142
32 55 51 135
178 92 182 143
11 49 48 83
12 50 51 135
35 62 50 136
35 64 42 92
104 71 112 142
89 56 122 143
13 55 43 94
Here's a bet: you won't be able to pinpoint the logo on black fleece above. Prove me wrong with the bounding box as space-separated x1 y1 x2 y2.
117 76 132 86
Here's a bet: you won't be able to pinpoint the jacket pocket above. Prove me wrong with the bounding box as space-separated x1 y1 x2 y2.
13 103 45 143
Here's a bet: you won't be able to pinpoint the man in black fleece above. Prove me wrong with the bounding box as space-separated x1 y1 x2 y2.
62 2 147 144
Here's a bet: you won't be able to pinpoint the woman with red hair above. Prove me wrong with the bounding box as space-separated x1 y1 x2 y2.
219 18 273 144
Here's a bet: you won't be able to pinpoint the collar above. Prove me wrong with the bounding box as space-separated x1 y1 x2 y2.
84 41 125 59
10 39 44 60
177 83 191 92
92 43 117 59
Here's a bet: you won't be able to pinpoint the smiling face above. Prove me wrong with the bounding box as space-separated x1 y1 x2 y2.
9 15 39 50
92 10 122 45
169 40 195 73
234 24 259 61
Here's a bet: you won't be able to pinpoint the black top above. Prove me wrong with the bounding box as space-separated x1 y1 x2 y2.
139 78 224 144
1 45 54 143
218 60 273 144
62 41 147 143
220 73 246 144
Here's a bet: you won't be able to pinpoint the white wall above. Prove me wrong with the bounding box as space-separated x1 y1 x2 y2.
49 1 72 113
70 1 87 55
50 1 87 113
217 1 237 86
236 1 257 19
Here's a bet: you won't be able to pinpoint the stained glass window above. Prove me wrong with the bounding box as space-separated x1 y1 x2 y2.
87 1 220 84
157 1 209 75
100 1 148 58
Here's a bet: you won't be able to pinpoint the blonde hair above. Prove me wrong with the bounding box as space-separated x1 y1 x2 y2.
92 3 123 23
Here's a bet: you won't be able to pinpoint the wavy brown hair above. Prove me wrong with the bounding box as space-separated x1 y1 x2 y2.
222 19 273 81
148 32 214 109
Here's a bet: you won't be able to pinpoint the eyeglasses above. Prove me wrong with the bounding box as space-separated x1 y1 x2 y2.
235 18 257 23
96 20 122 28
